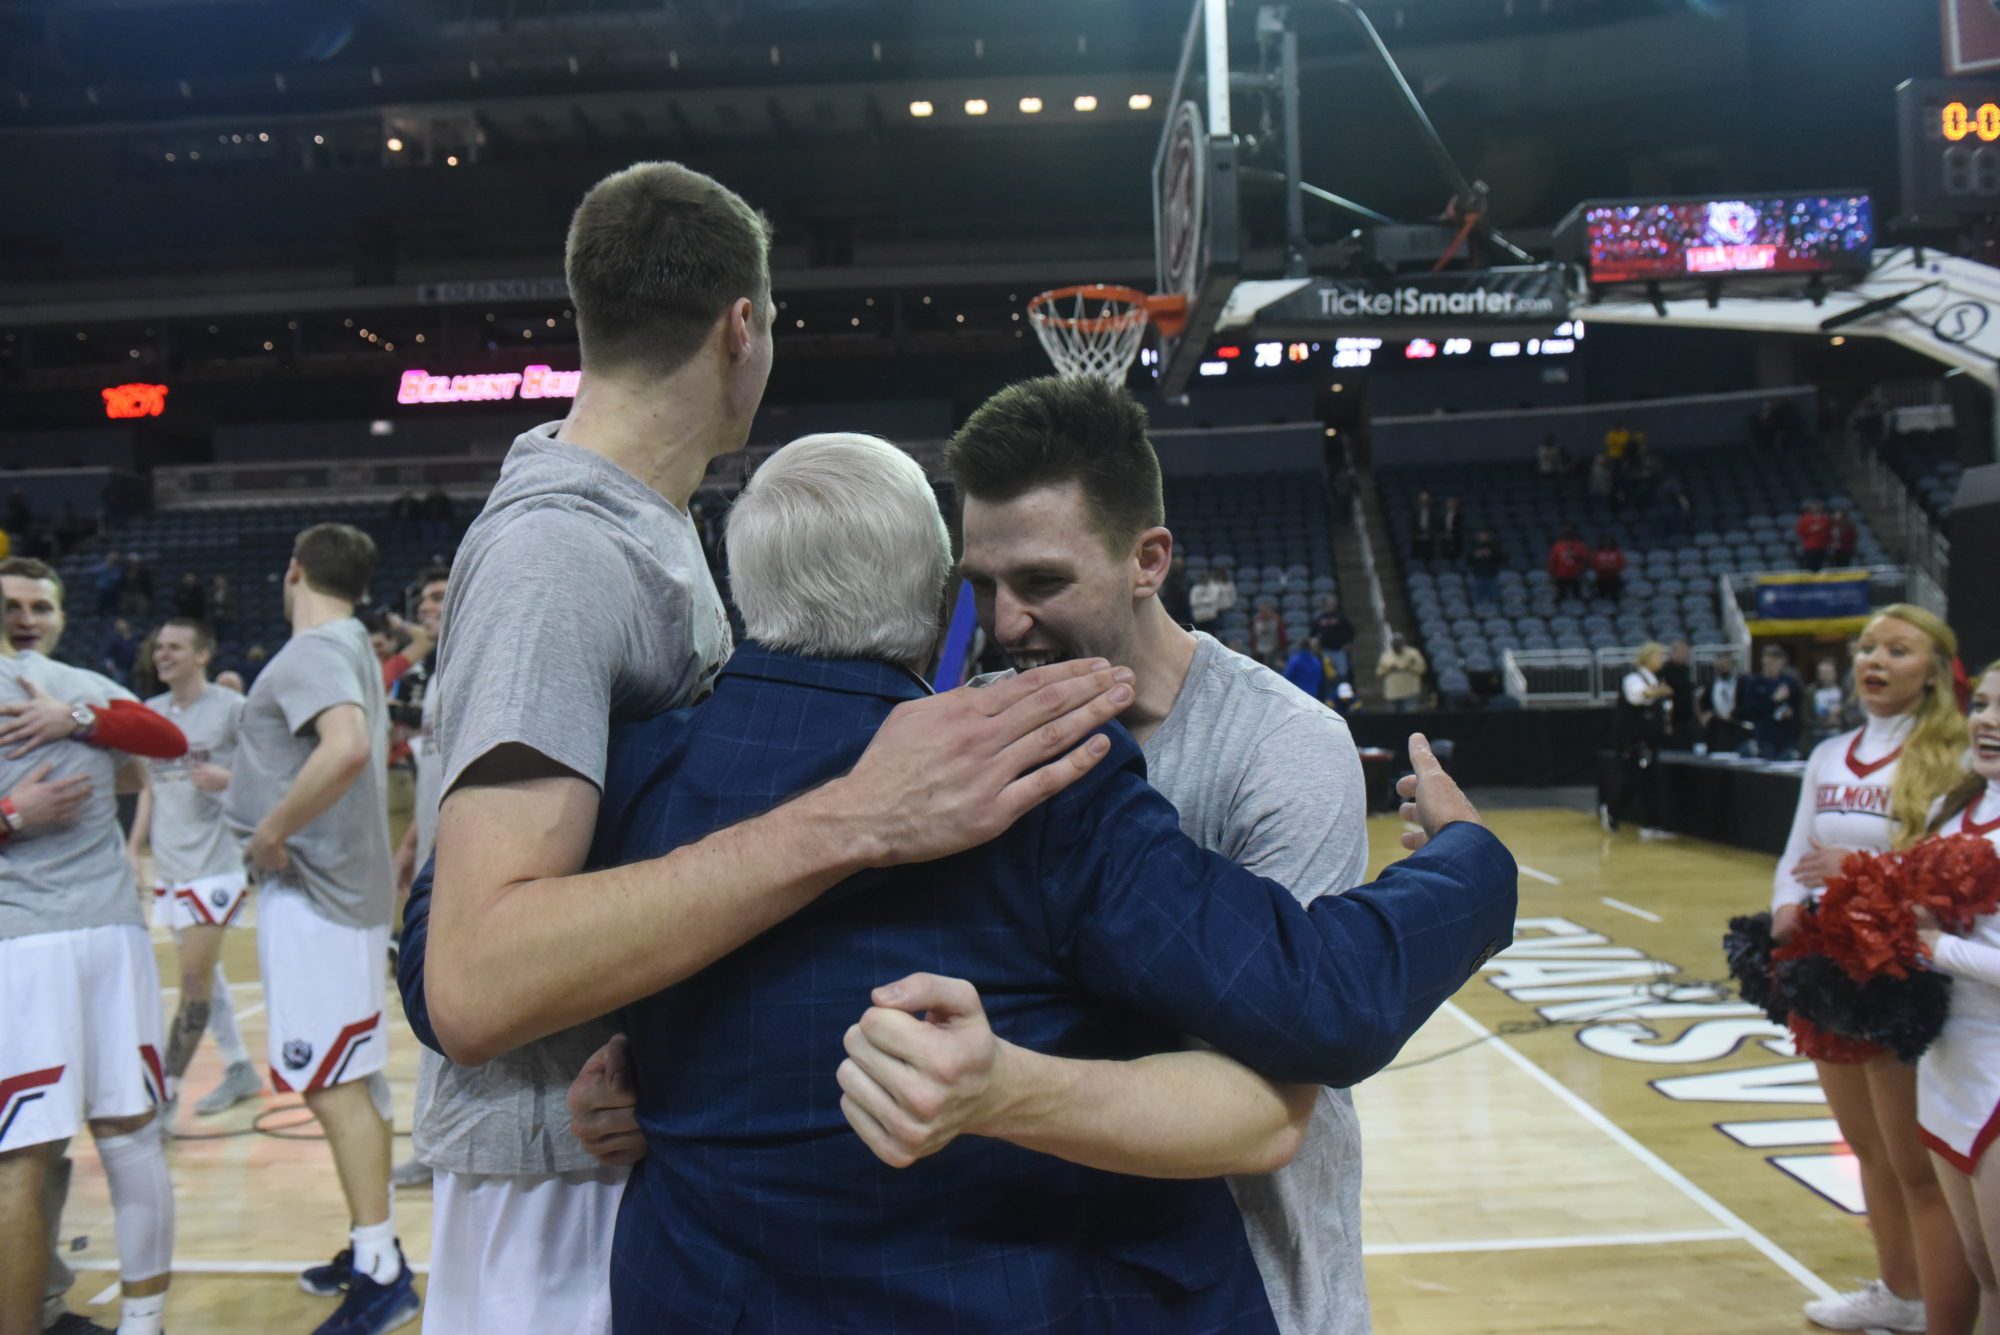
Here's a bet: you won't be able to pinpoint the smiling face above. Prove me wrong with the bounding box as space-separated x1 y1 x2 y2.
959 480 1159 674
1851 615 1937 718
1971 669 2000 781
416 577 448 638
152 622 210 688
2 575 63 657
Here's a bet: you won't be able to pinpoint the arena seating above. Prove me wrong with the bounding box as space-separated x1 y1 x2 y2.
1166 470 1338 653
51 499 474 673
1877 429 1962 523
1377 444 1890 700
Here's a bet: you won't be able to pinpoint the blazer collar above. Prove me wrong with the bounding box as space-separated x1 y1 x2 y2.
719 641 933 704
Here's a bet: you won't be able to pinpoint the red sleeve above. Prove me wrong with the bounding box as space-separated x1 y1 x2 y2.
382 654 409 689
88 699 189 760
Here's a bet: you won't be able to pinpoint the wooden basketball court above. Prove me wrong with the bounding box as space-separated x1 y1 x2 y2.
55 805 1866 1332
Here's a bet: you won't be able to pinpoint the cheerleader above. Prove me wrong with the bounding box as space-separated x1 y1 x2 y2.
1914 661 2000 1332
1773 605 1978 1333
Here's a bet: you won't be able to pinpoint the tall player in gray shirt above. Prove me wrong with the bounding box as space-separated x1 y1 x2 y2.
130 618 261 1121
410 163 1137 1335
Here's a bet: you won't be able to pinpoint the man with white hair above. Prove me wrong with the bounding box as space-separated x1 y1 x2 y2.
573 432 1516 1331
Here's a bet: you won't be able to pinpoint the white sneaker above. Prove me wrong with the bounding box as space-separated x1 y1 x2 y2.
1639 827 1678 842
1803 1279 1926 1331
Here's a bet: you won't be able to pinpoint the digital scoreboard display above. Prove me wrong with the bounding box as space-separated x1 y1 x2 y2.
1572 194 1874 285
1897 78 2000 224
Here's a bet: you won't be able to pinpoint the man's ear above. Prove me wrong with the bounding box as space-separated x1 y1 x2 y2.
1132 526 1174 598
723 296 757 362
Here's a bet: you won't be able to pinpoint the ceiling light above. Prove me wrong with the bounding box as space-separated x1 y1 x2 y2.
313 134 325 145
851 317 860 327
262 340 274 351
546 318 556 328
343 318 354 327
909 100 934 118
359 328 369 338
414 333 425 343
1019 96 1043 114
230 134 242 143
129 349 140 358
164 152 175 162
386 136 405 152
955 314 965 323
446 155 459 167
795 318 805 328
188 151 198 160
1074 94 1098 112
1128 93 1153 111
383 341 394 351
258 131 269 142
964 99 988 116
1830 335 1846 346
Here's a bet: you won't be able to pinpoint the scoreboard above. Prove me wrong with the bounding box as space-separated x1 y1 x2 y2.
1898 78 2000 224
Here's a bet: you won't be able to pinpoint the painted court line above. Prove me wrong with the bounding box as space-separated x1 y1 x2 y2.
1599 896 1662 923
1517 864 1562 885
72 1258 433 1277
1438 1001 1837 1299
1362 1227 1737 1257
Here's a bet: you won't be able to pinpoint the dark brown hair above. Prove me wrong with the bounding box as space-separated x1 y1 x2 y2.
565 162 772 376
0 556 63 604
293 523 378 604
945 376 1164 554
159 616 215 654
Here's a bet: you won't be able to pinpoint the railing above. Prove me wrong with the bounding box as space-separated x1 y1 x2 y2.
1834 425 1950 603
1349 472 1392 644
1501 643 1739 707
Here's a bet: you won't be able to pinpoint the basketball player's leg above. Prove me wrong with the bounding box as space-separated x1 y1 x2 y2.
39 1141 76 1330
1821 1058 1920 1297
1930 1152 1999 1334
304 1078 392 1232
1868 1060 1980 1331
0 1142 53 1331
85 1110 172 1317
164 923 225 1086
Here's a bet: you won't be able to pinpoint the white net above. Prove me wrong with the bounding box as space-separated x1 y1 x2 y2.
1026 286 1152 384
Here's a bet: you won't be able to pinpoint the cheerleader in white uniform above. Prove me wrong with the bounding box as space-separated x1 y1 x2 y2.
1773 605 1978 1334
1915 661 2000 1333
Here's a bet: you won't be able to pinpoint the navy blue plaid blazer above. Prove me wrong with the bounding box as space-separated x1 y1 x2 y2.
577 643 1516 1334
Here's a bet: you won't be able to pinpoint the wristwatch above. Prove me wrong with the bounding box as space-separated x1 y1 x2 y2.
0 796 22 840
68 703 96 741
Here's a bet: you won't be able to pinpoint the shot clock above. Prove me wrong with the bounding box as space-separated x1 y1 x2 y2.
1898 78 2000 224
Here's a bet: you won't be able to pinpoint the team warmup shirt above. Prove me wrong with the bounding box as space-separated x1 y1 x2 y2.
0 654 139 941
224 619 394 930
1771 711 1913 913
1918 780 2000 1172
416 423 731 1177
143 684 246 885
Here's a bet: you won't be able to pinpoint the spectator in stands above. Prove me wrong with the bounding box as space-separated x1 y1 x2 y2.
102 616 140 685
215 669 246 694
128 628 161 697
51 499 90 557
4 486 31 546
1795 499 1831 570
1536 432 1566 479
1466 528 1502 607
1587 453 1622 514
1282 638 1325 702
1439 496 1465 560
1828 508 1859 568
421 485 455 547
1189 568 1222 631
1744 643 1804 760
1213 566 1239 618
1660 474 1694 538
1547 525 1591 601
1696 651 1753 752
1411 489 1438 559
1811 657 1852 738
208 573 233 636
1249 597 1286 662
1752 399 1795 450
1311 593 1355 681
1328 462 1355 525
1660 639 1696 750
1377 632 1427 713
1160 552 1191 625
242 642 268 686
172 570 206 621
119 552 154 616
369 611 434 692
1629 449 1664 510
94 549 124 614
1591 533 1627 603
390 490 421 527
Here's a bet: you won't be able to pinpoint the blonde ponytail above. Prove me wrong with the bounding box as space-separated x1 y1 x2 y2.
1865 604 1968 848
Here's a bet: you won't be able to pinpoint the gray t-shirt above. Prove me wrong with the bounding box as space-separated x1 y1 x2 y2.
1143 632 1373 1335
416 423 732 1176
411 682 441 871
224 619 393 930
0 654 140 942
143 684 246 885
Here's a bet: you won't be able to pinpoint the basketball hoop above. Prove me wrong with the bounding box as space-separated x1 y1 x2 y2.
1025 284 1189 384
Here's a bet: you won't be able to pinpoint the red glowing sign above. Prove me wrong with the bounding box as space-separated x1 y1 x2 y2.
103 383 169 419
396 364 580 405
